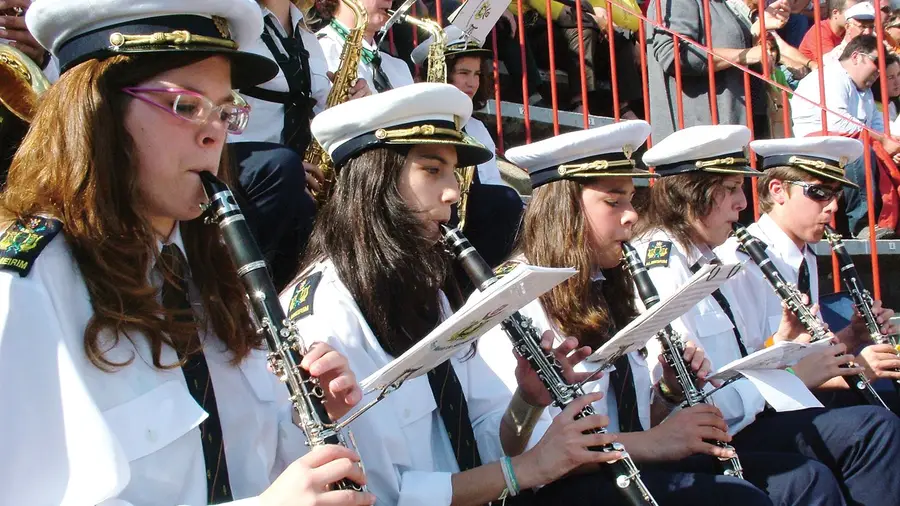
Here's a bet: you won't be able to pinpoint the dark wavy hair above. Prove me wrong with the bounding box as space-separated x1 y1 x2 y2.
298 147 456 357
420 52 493 110
0 53 258 371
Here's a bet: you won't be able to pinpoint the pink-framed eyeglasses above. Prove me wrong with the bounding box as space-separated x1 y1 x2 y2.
122 86 251 135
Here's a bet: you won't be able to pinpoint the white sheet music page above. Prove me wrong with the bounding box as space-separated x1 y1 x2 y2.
587 262 743 367
706 338 835 383
360 264 576 394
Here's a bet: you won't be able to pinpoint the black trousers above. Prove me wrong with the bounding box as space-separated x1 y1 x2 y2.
731 406 900 506
229 141 316 291
515 451 844 506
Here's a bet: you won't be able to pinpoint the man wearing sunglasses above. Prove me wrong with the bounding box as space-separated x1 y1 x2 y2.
792 34 900 240
716 136 900 413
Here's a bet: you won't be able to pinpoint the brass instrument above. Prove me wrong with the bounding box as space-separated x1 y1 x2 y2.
0 44 50 124
305 0 367 206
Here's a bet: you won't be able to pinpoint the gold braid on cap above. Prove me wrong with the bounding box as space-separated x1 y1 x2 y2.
787 155 845 176
556 158 637 177
374 124 465 141
108 30 237 51
694 156 750 169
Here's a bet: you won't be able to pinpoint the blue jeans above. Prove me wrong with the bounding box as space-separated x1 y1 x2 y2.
842 148 881 236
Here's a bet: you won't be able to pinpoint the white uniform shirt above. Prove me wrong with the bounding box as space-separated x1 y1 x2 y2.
0 223 305 505
280 260 548 506
631 229 769 434
791 62 884 137
478 294 653 433
316 23 414 94
464 117 506 187
715 213 821 341
234 4 332 145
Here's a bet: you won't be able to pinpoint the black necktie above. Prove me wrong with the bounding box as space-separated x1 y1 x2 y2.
371 53 393 93
159 245 234 504
691 259 749 357
259 16 313 154
609 354 642 432
797 256 811 299
427 361 482 471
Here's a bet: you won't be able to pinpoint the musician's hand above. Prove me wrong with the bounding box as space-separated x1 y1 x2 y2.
348 77 371 100
641 404 734 461
304 161 325 198
0 0 48 65
869 299 898 336
514 332 592 407
519 392 622 487
300 342 363 420
792 343 865 389
261 445 375 506
658 340 715 393
772 295 816 344
857 344 900 381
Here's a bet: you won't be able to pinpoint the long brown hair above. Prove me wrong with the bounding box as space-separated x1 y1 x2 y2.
420 53 493 110
299 147 455 357
634 172 729 250
521 180 637 350
0 54 258 371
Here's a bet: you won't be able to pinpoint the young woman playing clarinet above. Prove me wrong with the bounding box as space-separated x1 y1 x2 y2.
0 1 369 504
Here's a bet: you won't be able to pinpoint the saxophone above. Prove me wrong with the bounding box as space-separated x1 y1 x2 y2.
621 242 744 479
823 225 900 393
305 0 368 206
441 225 659 506
732 223 889 409
200 171 364 491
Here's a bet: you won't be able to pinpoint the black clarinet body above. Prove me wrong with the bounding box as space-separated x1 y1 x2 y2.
824 225 900 393
200 171 362 491
441 225 659 506
621 242 743 479
732 223 888 409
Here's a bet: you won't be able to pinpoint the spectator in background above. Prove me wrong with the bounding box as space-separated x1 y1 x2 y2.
797 0 859 64
873 55 900 122
884 10 900 47
791 35 900 239
510 0 645 118
824 0 875 64
646 0 789 141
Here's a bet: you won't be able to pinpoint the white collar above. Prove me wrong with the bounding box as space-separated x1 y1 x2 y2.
755 214 808 271
156 222 187 258
591 270 606 283
261 3 305 36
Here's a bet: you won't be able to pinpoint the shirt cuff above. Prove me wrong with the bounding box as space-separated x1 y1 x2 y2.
398 471 453 506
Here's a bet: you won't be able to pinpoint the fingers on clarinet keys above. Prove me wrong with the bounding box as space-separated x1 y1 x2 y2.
652 405 732 461
261 445 374 506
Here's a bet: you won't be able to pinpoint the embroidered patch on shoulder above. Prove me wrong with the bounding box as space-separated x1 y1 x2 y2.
644 240 673 269
0 217 62 277
288 271 323 321
493 260 520 278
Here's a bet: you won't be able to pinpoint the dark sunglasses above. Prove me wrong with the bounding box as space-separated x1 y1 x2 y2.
786 180 843 202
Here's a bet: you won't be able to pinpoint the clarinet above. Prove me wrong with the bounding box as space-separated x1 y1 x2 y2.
621 242 744 479
441 225 658 506
824 225 900 393
200 171 363 491
732 223 888 409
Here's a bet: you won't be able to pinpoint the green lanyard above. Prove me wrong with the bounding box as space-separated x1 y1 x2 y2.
329 19 379 64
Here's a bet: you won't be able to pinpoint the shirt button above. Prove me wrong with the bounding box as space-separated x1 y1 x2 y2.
147 429 157 443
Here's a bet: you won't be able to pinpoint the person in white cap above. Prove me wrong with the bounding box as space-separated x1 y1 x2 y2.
634 126 900 506
411 25 524 271
823 0 877 64
316 0 414 93
717 136 900 413
281 82 635 506
0 1 373 505
481 120 846 506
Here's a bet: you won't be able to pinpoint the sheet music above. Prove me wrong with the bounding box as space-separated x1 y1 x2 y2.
706 338 834 383
360 264 576 394
449 0 512 45
587 262 743 366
